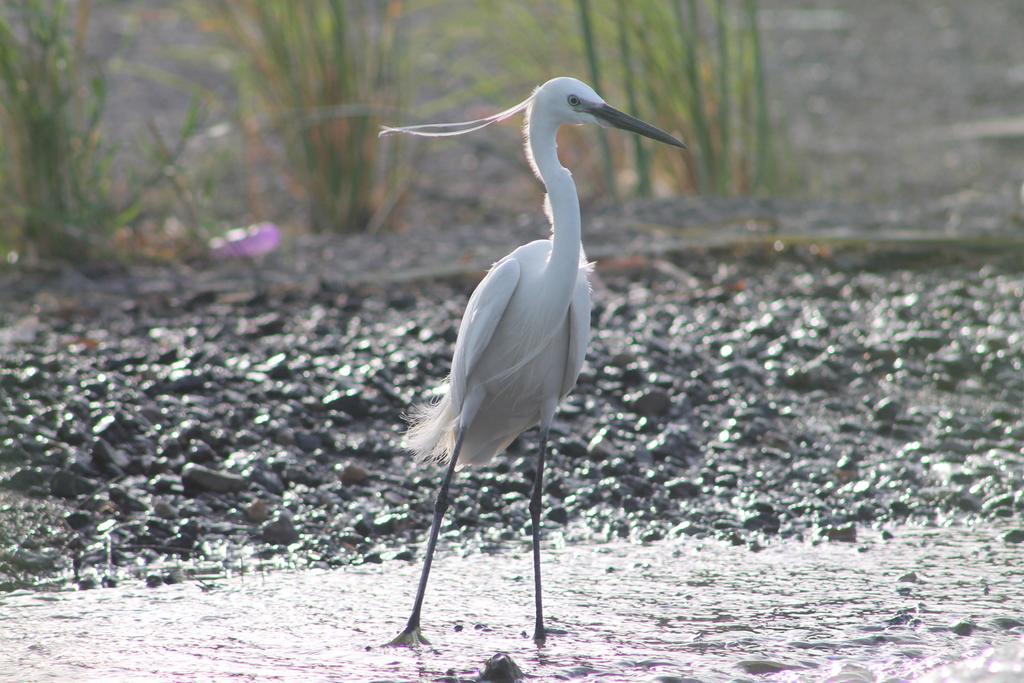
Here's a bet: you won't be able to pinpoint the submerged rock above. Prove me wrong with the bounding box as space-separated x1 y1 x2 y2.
479 653 524 683
1003 529 1024 545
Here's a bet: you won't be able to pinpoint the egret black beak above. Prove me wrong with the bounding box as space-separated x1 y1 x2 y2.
587 103 686 149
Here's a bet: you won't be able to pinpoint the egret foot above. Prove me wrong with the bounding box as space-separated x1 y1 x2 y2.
531 626 566 643
388 625 430 647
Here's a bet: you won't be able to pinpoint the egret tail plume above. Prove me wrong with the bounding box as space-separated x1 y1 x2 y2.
404 386 458 465
379 96 532 139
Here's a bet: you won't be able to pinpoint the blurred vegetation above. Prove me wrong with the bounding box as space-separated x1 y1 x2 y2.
0 0 783 262
0 0 201 263
459 0 779 197
197 0 408 234
0 0 118 260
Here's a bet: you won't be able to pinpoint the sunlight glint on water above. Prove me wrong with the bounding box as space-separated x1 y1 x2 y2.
2 525 1023 682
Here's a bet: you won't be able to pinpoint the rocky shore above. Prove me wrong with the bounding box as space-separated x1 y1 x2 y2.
2 215 1022 590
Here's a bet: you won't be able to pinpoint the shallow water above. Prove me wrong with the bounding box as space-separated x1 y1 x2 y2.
2 525 1023 682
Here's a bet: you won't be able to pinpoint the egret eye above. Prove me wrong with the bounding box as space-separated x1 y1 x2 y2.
567 95 581 107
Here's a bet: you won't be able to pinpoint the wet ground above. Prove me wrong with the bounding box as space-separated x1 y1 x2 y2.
3 524 1022 682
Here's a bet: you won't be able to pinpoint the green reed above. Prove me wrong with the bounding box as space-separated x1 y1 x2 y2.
465 0 779 197
0 0 119 260
0 0 202 262
199 0 409 233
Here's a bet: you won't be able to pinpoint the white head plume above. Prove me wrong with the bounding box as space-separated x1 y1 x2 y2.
378 96 533 138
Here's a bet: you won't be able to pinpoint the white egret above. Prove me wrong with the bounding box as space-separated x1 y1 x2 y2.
380 76 685 645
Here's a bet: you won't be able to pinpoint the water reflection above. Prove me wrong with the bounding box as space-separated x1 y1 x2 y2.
2 525 1022 682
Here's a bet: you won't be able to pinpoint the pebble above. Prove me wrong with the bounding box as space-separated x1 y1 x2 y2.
626 388 673 417
480 653 524 683
92 438 130 473
822 525 857 543
872 397 901 423
338 462 370 486
665 477 700 499
261 511 300 545
4 466 50 492
50 470 97 498
153 500 179 520
245 499 271 523
952 620 975 636
1003 529 1024 545
546 507 569 525
181 463 248 494
737 660 796 675
65 511 92 530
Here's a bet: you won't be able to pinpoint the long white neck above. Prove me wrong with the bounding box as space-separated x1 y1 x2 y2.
527 114 581 286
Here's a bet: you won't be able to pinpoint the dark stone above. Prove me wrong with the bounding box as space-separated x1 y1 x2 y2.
294 431 323 453
283 463 323 487
742 511 781 533
781 356 837 390
1003 529 1024 545
338 462 370 486
50 470 98 498
822 525 857 543
162 372 206 394
665 478 700 499
245 499 271 523
151 473 185 495
892 330 945 353
546 506 569 525
626 388 673 417
736 660 795 675
873 397 901 423
992 617 1024 630
261 512 299 545
65 511 92 530
4 466 50 492
109 486 149 513
952 620 975 636
92 438 130 474
480 653 524 683
181 463 248 494
92 414 124 442
249 467 285 496
352 514 373 538
373 512 411 535
322 387 372 418
185 441 217 464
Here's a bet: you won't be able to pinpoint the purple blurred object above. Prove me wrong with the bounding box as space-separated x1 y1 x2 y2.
210 222 281 259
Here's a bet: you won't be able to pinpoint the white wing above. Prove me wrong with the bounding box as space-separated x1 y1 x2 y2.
560 263 592 398
450 256 521 411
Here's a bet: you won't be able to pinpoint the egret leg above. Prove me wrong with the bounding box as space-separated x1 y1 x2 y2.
529 427 549 643
390 428 465 646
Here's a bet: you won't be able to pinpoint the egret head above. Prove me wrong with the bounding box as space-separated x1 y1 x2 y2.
379 76 684 150
532 77 686 148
